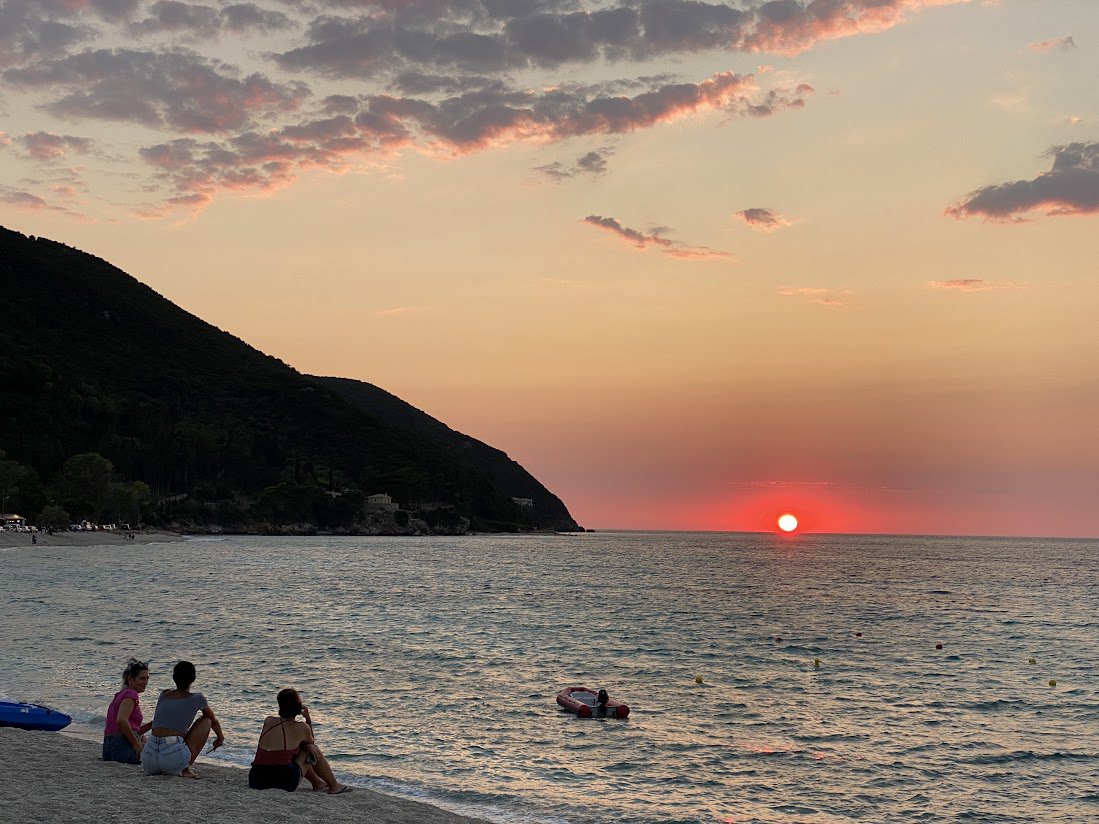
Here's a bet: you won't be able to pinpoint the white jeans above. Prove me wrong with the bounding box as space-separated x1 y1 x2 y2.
141 735 191 775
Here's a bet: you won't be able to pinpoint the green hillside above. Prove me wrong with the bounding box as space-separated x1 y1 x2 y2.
0 226 581 534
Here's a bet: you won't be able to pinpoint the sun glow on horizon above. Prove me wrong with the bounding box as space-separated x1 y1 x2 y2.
777 513 799 533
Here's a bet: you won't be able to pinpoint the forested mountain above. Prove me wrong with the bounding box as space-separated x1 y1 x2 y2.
0 226 581 533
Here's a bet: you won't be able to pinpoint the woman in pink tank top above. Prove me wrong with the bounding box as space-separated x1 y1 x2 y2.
102 658 152 763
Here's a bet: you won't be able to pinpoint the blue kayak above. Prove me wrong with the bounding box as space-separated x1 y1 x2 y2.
0 700 72 732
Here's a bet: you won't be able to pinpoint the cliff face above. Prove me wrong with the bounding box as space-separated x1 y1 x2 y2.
0 226 582 533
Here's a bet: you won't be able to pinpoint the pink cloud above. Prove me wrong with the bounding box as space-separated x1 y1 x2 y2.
778 286 852 306
275 0 974 78
927 279 1023 291
947 141 1099 221
5 49 309 134
0 186 88 218
735 207 793 232
727 480 834 489
133 74 809 215
22 130 93 160
663 247 733 260
1029 36 1075 52
584 214 730 259
739 0 975 56
1 190 48 210
585 214 672 249
0 0 978 218
552 73 754 138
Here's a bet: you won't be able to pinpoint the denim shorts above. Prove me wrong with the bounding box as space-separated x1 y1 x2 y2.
141 734 191 775
102 733 139 764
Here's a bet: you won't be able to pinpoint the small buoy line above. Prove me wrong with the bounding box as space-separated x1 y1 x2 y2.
754 633 1060 687
511 635 1062 725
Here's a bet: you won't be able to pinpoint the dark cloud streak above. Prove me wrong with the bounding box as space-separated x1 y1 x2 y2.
22 131 94 160
5 48 310 133
584 214 730 259
947 142 1099 221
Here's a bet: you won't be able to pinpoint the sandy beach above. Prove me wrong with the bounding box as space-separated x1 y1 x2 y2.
0 529 186 549
1 532 490 823
0 727 484 824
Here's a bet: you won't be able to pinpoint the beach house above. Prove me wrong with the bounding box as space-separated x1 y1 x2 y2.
365 493 399 513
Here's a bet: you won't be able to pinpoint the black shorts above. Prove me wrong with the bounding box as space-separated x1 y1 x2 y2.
248 762 302 792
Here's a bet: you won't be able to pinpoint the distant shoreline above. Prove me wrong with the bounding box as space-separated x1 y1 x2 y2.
0 529 186 549
0 528 594 549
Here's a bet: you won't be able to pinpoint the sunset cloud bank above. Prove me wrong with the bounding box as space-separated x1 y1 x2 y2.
0 0 968 217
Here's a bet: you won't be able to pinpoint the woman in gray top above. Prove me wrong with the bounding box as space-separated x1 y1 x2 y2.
142 660 225 778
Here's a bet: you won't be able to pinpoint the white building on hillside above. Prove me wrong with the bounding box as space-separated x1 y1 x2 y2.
366 493 399 513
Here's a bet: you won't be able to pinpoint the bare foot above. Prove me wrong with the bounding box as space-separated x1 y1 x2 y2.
328 784 353 795
181 768 202 780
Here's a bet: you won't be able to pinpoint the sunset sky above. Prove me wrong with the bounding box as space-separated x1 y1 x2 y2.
2 0 1097 537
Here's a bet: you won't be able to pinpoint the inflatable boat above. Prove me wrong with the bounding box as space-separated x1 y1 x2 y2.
556 687 629 719
0 700 72 732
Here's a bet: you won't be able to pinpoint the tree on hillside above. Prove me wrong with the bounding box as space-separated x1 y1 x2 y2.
57 452 114 522
38 504 70 532
107 480 151 525
0 451 28 511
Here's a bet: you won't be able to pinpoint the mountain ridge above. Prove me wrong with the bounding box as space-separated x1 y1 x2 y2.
0 225 581 534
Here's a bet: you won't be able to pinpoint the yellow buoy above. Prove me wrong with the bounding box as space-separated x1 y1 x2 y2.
695 675 704 684
813 658 821 669
1048 679 1057 687
1028 658 1036 665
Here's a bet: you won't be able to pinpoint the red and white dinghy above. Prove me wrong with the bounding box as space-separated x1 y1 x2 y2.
556 687 629 719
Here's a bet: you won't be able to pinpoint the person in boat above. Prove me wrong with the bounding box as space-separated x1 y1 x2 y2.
141 660 224 779
595 688 610 717
102 658 153 763
248 688 352 795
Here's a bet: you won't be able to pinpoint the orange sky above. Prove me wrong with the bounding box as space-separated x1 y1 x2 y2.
2 1 1097 536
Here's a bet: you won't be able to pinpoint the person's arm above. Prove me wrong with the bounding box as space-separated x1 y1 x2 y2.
203 705 225 751
115 697 142 753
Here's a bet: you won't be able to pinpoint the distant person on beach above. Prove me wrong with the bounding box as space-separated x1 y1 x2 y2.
142 660 224 779
102 658 153 763
248 688 352 795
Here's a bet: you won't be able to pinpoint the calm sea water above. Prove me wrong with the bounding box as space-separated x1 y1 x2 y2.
2 532 1097 823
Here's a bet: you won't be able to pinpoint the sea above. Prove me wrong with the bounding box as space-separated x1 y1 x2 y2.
2 532 1097 823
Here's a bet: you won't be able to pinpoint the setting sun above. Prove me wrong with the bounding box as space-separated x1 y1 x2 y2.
777 513 799 533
